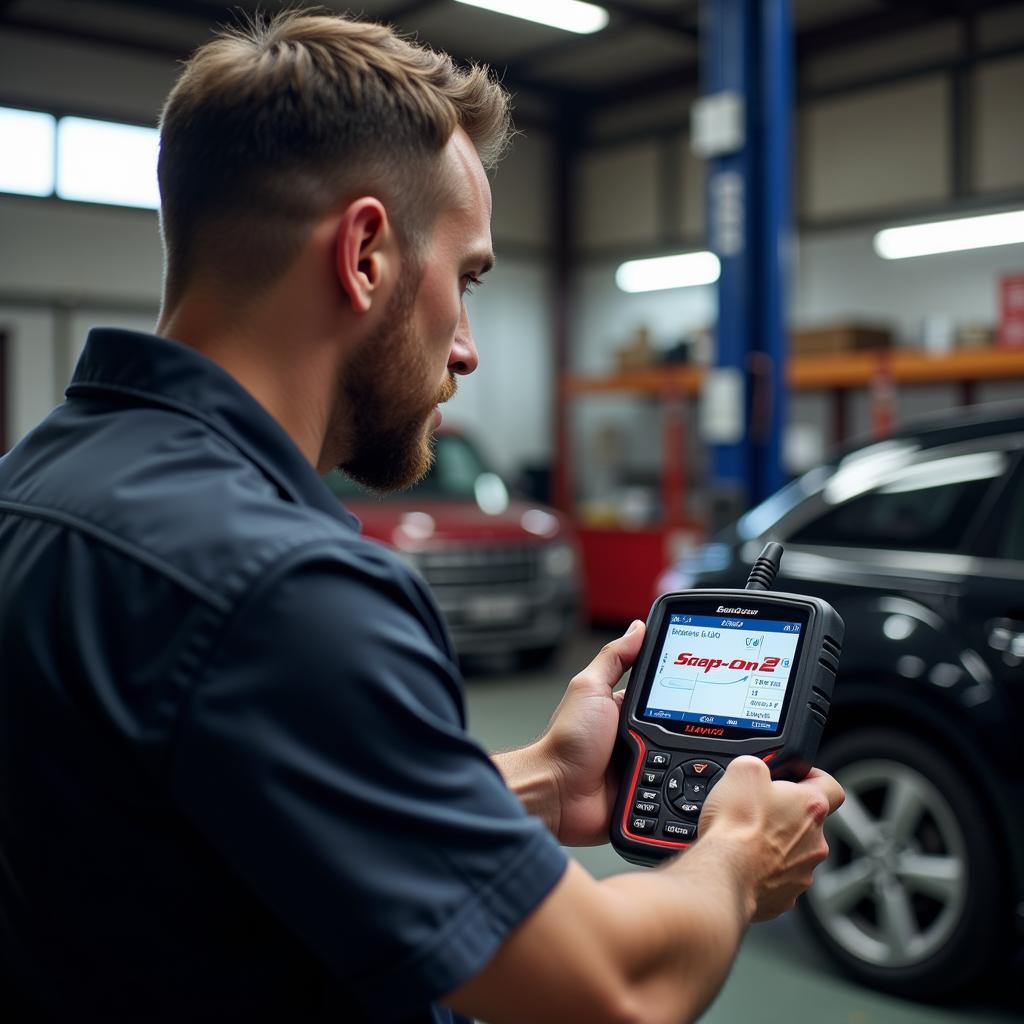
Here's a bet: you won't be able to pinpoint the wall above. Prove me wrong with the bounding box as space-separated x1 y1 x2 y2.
567 14 1024 490
5 13 1024 486
0 27 557 478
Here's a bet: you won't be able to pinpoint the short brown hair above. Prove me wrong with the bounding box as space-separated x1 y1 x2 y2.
157 9 511 307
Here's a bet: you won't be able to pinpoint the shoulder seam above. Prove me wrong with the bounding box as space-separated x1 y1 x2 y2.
0 499 231 613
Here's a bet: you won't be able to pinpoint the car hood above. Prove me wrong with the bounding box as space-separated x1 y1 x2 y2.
343 496 570 549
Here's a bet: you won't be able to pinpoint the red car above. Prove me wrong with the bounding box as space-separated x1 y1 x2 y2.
326 428 581 666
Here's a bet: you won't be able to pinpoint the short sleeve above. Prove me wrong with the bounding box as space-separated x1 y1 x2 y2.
168 545 567 1022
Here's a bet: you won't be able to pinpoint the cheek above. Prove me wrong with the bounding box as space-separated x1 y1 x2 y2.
416 278 460 347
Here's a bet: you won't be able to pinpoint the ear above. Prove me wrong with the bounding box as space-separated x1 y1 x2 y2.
333 197 395 314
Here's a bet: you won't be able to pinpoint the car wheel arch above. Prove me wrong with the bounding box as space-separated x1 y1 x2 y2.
821 679 1023 936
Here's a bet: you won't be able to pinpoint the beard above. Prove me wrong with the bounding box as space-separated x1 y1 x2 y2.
336 275 458 494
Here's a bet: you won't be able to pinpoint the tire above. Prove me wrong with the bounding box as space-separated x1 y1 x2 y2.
798 728 1007 999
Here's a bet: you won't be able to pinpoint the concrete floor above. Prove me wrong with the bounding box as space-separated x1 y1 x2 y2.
462 629 1024 1024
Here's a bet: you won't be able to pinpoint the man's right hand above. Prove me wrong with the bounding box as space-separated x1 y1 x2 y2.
696 755 845 922
446 755 845 1024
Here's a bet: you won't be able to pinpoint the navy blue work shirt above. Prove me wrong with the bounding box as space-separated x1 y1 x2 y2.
0 328 567 1023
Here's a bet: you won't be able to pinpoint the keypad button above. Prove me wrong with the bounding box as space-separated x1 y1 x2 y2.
629 816 658 834
633 800 660 816
637 788 660 802
683 759 723 779
674 801 702 819
640 769 665 787
663 820 696 840
646 750 671 768
664 767 685 799
684 778 710 801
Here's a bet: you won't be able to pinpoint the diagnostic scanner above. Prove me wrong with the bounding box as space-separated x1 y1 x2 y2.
610 543 844 866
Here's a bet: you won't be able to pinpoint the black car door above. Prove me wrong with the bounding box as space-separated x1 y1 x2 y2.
956 455 1024 778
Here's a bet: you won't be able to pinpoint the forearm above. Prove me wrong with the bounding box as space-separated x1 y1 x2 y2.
447 836 756 1024
491 741 560 834
601 833 755 1023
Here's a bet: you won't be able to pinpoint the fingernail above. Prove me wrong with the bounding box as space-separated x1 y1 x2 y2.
627 619 642 635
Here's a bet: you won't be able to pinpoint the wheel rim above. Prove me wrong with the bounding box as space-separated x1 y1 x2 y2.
807 757 968 969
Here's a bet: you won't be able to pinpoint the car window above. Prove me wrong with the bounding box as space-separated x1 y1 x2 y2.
999 469 1024 561
788 475 996 552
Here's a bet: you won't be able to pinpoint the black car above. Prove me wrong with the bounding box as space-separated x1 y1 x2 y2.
657 401 1024 999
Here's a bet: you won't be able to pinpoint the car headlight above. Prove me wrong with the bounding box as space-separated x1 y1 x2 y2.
541 541 577 579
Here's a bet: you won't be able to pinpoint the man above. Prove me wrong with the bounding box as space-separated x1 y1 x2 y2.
0 11 842 1024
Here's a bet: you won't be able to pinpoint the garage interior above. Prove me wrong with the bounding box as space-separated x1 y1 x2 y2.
2 1 1024 1021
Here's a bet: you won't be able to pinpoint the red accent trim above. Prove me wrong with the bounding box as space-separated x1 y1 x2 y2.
761 750 779 764
622 729 690 850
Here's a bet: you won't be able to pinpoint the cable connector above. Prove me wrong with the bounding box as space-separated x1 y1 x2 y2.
745 542 784 591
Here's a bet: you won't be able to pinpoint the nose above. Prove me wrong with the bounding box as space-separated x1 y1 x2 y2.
448 305 478 376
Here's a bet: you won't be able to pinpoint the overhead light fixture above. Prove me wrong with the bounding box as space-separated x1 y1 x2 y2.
453 0 608 35
874 209 1024 260
615 251 721 293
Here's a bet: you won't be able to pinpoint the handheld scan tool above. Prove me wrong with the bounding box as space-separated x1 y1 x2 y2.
611 543 844 866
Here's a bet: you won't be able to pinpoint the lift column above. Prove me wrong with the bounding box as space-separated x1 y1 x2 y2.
696 0 793 521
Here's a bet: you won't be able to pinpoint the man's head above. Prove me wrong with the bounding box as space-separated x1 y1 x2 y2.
157 10 508 489
158 10 508 307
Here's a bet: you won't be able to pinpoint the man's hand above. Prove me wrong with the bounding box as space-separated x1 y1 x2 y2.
517 621 646 845
696 756 845 921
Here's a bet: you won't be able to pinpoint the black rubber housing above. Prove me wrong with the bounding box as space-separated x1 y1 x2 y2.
610 588 844 866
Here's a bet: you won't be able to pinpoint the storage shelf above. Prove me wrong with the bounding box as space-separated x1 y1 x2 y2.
561 346 1024 623
563 347 1024 395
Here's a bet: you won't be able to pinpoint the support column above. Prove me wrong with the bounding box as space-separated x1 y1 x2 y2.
701 0 793 521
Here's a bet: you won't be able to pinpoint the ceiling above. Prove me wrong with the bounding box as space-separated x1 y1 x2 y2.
0 0 1019 120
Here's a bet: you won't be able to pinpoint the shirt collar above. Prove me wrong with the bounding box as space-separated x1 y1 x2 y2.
67 327 361 530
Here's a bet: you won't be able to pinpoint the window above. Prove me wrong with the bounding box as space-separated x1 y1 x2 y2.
0 105 158 210
56 117 159 209
999 469 1024 562
790 452 1007 552
0 106 56 197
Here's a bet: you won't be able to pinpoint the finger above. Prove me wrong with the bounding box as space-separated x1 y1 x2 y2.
801 769 845 813
575 621 645 693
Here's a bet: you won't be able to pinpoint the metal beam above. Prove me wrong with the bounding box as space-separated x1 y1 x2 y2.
0 13 191 61
375 0 444 22
599 0 699 39
482 1 697 90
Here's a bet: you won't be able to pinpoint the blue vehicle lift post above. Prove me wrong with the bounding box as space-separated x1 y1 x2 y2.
701 0 794 522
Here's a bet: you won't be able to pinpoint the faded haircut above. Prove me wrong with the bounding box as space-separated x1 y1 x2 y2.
157 9 511 308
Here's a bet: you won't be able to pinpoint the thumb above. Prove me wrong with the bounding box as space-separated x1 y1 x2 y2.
578 620 646 693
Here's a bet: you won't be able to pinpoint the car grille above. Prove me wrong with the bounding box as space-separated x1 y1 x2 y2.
416 546 539 586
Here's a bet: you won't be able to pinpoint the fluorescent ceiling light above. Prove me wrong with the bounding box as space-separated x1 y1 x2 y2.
57 116 160 210
874 209 1024 259
616 251 721 293
0 106 56 197
453 0 608 34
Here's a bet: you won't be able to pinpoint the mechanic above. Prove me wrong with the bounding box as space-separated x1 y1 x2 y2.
0 10 843 1024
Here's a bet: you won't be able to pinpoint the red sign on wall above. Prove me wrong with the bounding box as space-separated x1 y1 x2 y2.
999 274 1024 348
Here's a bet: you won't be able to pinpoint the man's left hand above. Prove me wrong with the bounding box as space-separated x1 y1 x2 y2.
495 621 646 846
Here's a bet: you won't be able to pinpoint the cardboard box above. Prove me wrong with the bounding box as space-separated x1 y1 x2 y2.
791 323 892 356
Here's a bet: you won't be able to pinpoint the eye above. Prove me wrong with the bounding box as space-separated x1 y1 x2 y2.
462 273 483 296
